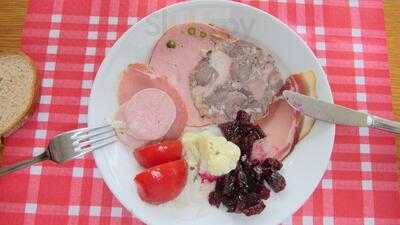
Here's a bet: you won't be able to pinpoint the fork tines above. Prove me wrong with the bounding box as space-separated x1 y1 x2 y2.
71 124 116 158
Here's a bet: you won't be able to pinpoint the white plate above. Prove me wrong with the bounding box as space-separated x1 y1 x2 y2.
88 1 335 225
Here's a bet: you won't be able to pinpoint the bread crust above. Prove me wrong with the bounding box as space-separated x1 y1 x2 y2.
0 50 39 137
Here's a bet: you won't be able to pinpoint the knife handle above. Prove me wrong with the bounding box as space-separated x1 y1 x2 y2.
369 115 400 134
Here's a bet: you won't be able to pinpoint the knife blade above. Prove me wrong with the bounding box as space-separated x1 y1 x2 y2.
282 90 400 133
282 90 372 127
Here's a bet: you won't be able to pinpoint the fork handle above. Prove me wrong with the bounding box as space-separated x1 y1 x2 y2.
0 152 49 176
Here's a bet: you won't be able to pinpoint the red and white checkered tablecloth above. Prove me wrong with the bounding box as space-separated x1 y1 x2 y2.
0 0 399 224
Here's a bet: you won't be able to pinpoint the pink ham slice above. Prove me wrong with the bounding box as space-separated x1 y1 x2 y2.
251 99 301 161
118 64 162 105
115 63 188 147
251 75 303 162
149 23 230 126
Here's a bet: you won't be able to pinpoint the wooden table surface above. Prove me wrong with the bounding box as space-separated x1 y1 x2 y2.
0 0 27 51
0 1 399 163
384 1 400 164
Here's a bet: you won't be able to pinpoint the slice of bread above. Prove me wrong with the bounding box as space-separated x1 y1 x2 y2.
0 51 38 137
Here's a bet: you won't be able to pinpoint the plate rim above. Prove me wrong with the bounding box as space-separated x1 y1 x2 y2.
88 0 335 224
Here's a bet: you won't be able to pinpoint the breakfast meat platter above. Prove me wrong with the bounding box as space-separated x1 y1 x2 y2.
89 1 335 225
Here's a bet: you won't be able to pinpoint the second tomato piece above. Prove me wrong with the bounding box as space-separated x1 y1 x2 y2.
134 159 188 204
134 140 182 168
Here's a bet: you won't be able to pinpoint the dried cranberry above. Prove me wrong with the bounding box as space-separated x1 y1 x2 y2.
242 201 266 216
242 132 261 153
215 176 225 193
236 165 249 191
244 193 260 206
236 110 251 125
222 196 237 212
218 122 236 139
221 171 236 196
241 124 255 133
265 171 286 192
230 135 243 146
208 191 222 207
262 158 283 171
234 195 247 213
252 165 264 181
248 127 264 138
250 159 261 166
254 126 266 139
256 185 270 200
209 111 286 216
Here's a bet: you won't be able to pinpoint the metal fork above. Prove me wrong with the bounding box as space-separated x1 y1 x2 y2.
0 125 116 176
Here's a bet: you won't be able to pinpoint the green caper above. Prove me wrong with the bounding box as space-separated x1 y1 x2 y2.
200 31 207 38
166 40 176 48
187 27 196 35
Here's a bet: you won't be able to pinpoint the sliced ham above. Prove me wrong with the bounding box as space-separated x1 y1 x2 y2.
251 99 301 161
115 64 188 147
117 64 162 105
251 71 317 162
149 23 230 126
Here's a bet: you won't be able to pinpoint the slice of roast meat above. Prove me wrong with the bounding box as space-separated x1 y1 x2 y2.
190 39 284 124
251 98 302 162
251 71 318 162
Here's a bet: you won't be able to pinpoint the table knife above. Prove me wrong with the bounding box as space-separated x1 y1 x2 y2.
282 90 400 134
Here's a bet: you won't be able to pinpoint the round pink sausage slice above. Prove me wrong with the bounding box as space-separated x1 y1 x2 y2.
113 104 147 148
123 88 177 141
117 63 188 140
